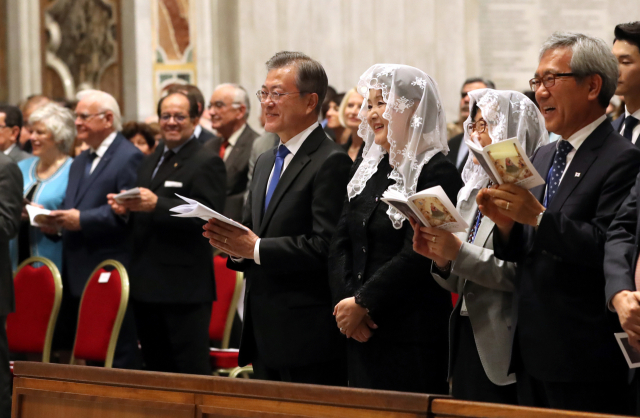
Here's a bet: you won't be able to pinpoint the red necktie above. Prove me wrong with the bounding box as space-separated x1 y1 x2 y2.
219 140 229 160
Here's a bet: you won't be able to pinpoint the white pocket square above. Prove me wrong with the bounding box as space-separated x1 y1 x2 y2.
164 181 183 188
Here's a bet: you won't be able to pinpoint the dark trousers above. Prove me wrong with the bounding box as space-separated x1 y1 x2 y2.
451 315 517 404
0 316 10 418
517 367 632 415
52 288 141 369
132 300 212 375
252 354 347 386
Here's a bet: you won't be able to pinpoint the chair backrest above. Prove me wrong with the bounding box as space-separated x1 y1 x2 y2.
7 257 62 363
210 255 244 349
71 260 129 368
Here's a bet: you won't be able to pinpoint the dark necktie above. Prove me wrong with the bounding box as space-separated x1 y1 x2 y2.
545 140 574 207
624 115 639 141
84 152 98 178
152 149 175 179
264 145 291 211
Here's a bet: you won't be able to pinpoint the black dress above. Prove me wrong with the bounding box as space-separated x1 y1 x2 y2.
329 152 462 394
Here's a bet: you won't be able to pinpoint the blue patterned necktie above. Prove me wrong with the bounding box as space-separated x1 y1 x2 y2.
545 140 573 206
264 145 291 211
624 115 639 141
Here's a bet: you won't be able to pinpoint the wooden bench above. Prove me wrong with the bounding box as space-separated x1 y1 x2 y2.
11 361 631 418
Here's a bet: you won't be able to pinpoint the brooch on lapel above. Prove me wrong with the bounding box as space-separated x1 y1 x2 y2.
574 172 581 177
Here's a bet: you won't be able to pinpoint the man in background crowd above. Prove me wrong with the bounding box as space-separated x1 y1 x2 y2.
165 84 217 144
612 22 640 145
0 104 30 162
204 84 258 222
52 89 143 369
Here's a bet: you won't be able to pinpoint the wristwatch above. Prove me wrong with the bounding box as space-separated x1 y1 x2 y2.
535 210 545 228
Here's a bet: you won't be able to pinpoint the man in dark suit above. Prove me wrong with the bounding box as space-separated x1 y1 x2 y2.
447 77 495 173
0 153 22 417
612 22 640 145
203 51 352 385
0 104 30 162
165 84 217 144
52 90 143 368
204 84 258 221
478 32 640 415
108 92 226 375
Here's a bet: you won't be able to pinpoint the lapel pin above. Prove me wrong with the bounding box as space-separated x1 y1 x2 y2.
574 172 581 177
174 163 178 168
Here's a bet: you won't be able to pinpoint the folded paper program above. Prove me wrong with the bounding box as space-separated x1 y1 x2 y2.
114 187 141 203
25 204 54 227
170 194 249 232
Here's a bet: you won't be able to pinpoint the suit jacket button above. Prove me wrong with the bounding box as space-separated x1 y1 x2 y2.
362 247 366 253
362 219 366 226
375 196 379 202
467 292 475 299
357 273 362 279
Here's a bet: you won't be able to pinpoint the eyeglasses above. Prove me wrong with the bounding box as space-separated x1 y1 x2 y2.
466 120 488 135
255 90 304 103
75 112 106 122
159 113 188 123
529 73 576 91
207 101 241 111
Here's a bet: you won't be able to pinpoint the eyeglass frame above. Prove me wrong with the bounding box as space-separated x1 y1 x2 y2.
75 111 107 122
255 90 306 103
207 101 242 111
466 120 488 135
159 113 190 124
529 73 576 92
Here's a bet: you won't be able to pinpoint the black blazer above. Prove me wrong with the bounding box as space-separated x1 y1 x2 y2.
329 153 459 343
494 120 640 382
195 127 217 144
0 154 22 316
203 125 259 221
61 134 143 297
612 115 624 134
228 125 353 369
128 139 227 304
605 172 640 302
446 133 467 174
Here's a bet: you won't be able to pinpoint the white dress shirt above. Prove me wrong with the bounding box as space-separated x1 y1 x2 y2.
252 121 319 265
3 143 16 156
89 131 117 174
222 124 246 161
618 106 640 144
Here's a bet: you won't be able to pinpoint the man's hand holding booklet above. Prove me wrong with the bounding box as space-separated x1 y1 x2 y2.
382 185 468 233
170 194 249 232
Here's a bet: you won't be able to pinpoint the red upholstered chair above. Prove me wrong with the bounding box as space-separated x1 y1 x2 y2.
70 260 129 368
209 255 251 377
7 257 62 365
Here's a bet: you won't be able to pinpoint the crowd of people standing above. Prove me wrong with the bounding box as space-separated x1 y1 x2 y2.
1 20 640 418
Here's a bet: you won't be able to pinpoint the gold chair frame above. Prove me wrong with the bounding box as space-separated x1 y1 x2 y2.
13 257 63 363
70 259 129 368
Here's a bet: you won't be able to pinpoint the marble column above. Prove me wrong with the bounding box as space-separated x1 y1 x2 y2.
6 0 42 104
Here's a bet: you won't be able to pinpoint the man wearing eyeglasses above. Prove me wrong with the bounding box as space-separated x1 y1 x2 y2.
108 91 226 375
0 105 30 162
478 32 640 414
203 51 352 386
203 84 258 222
53 89 144 369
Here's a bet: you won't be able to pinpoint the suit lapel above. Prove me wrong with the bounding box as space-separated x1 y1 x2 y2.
548 122 611 211
258 126 324 236
225 126 253 175
67 151 87 206
150 139 200 191
74 135 121 204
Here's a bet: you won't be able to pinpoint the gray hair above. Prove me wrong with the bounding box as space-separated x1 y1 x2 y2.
540 32 618 108
266 51 328 115
76 89 123 131
215 83 251 119
29 102 77 154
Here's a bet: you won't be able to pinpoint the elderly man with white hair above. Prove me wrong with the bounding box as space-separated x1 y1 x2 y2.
204 83 258 221
51 89 143 369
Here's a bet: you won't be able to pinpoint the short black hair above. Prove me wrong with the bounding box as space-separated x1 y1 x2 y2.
266 51 328 116
122 121 156 148
0 104 23 142
156 92 199 119
462 77 495 90
165 84 206 117
614 22 640 52
470 103 480 121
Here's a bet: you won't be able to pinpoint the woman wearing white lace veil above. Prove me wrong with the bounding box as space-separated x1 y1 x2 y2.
411 89 548 403
328 64 463 393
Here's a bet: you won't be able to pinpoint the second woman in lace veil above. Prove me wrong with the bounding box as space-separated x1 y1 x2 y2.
411 89 548 402
328 64 463 393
